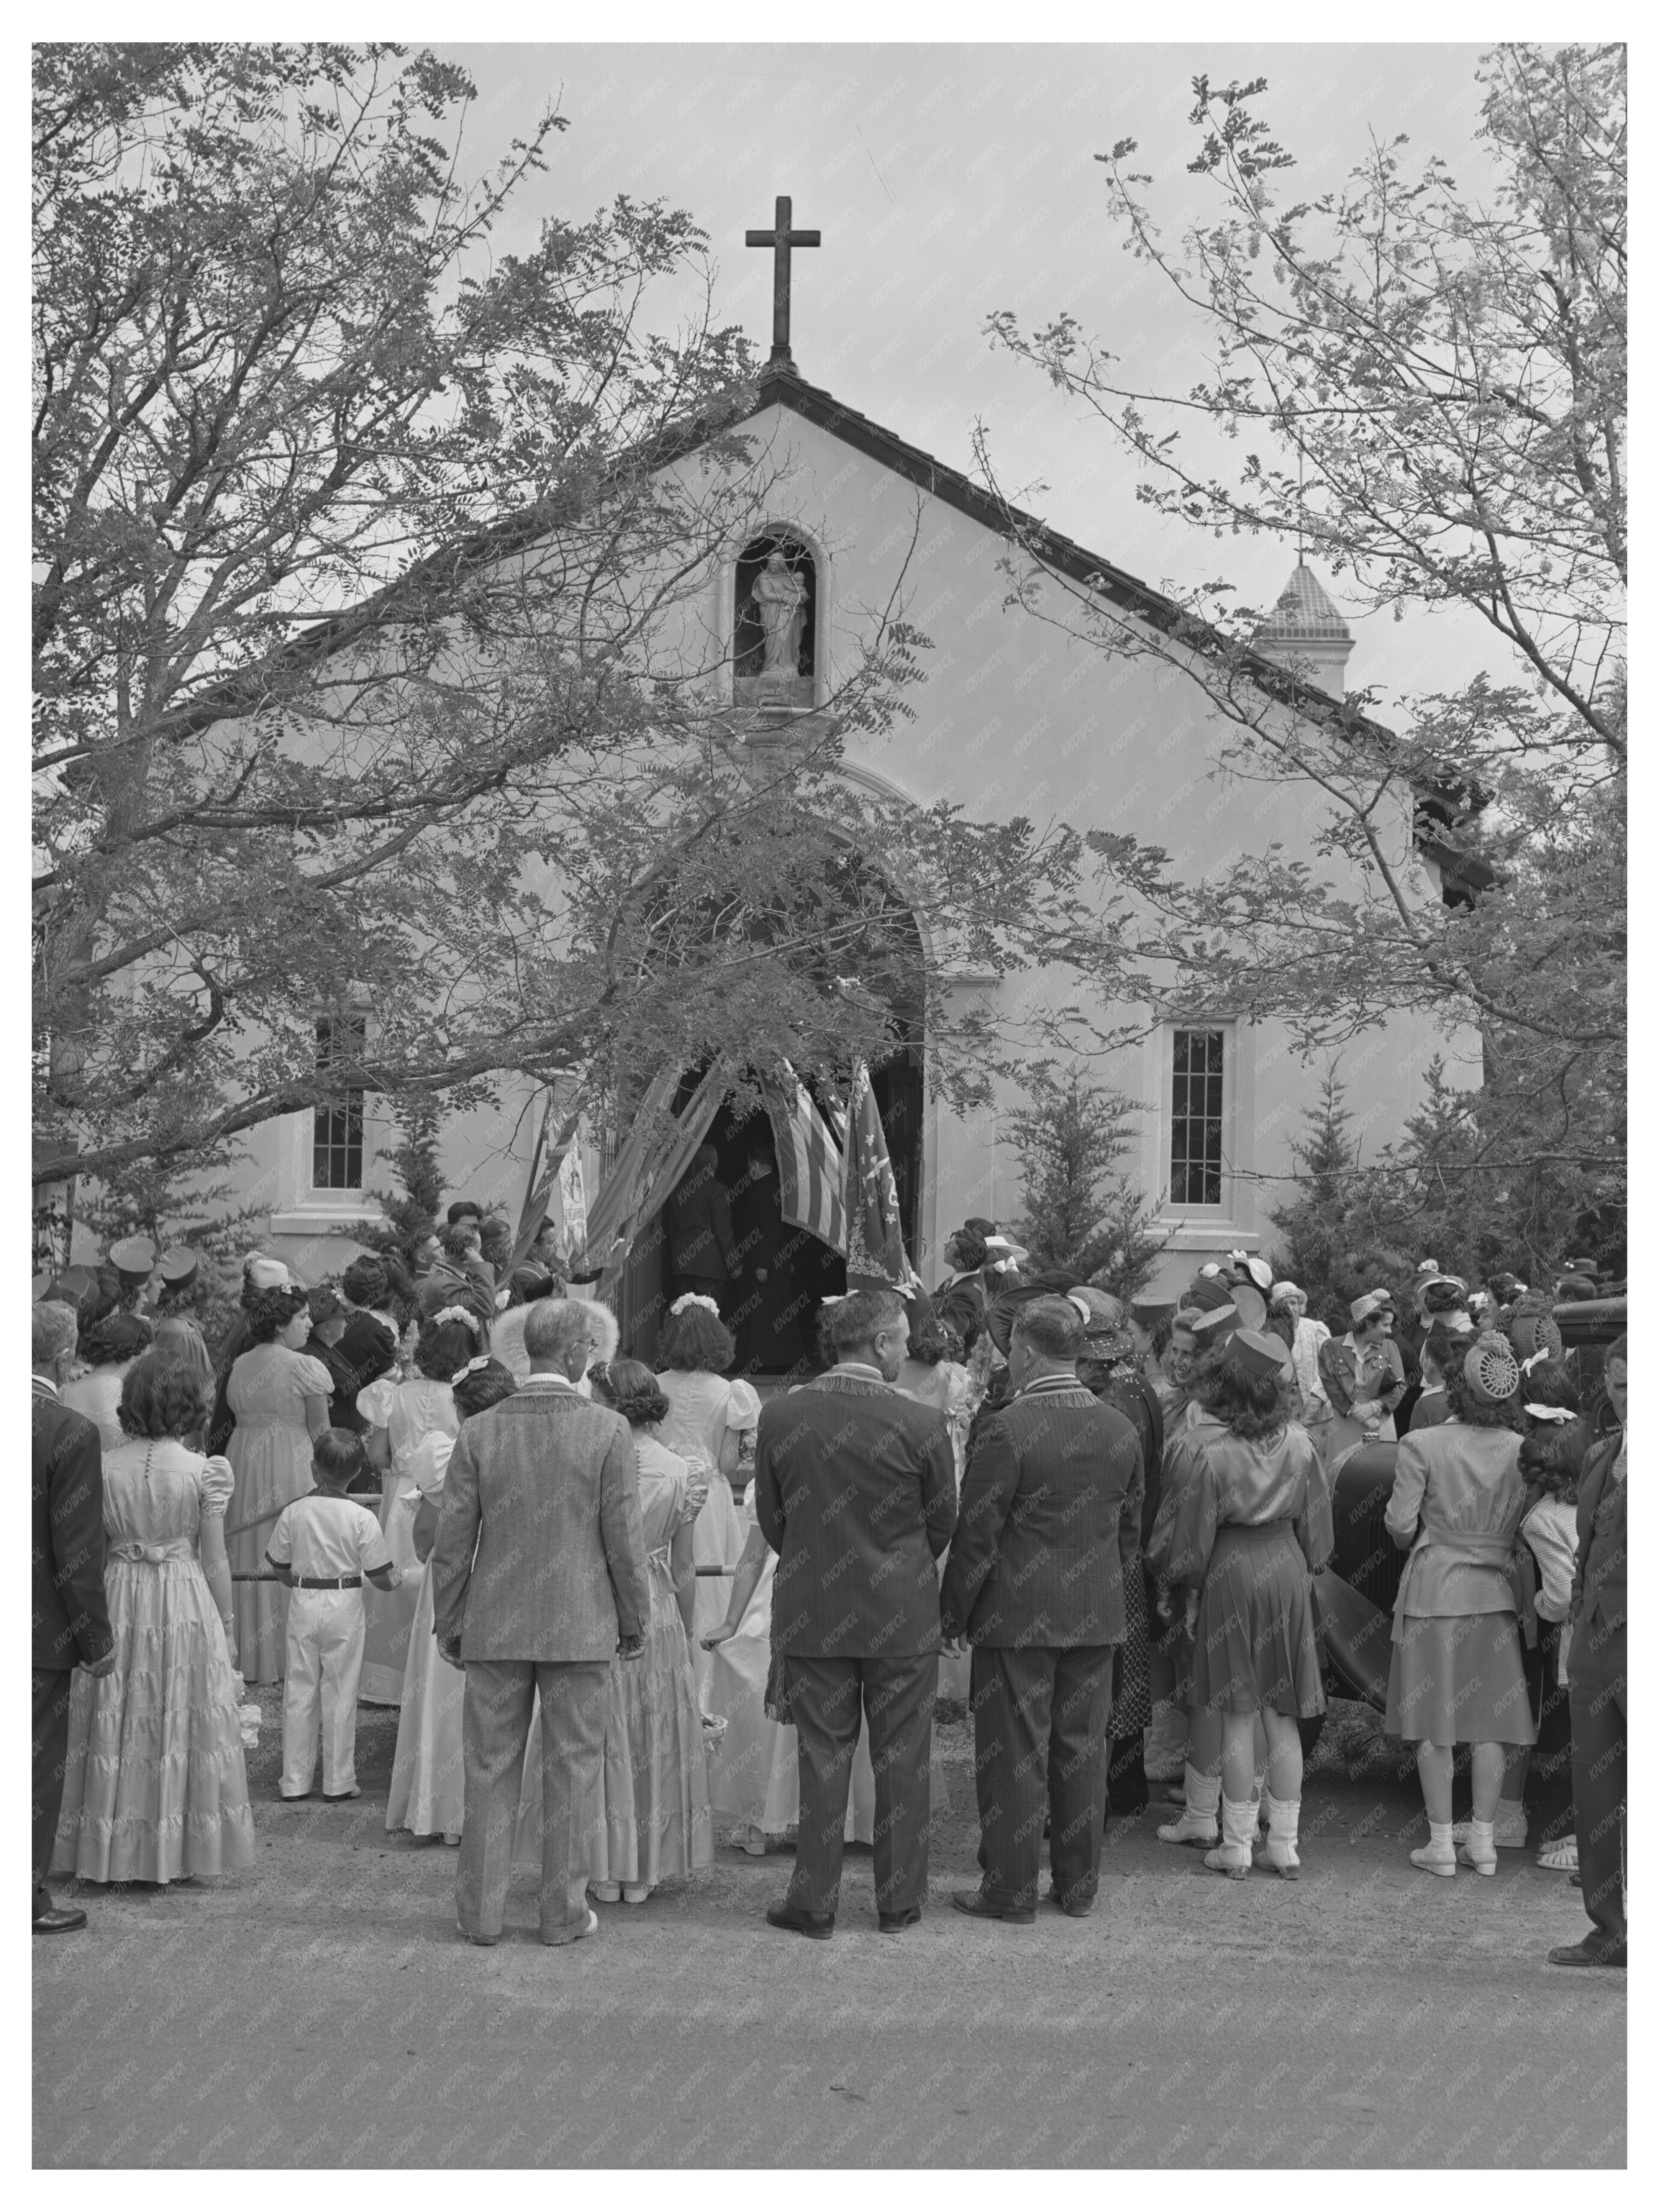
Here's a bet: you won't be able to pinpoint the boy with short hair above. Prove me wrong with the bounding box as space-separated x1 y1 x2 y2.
267 1428 403 1801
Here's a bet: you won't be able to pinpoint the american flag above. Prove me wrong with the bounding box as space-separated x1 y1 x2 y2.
760 1063 847 1254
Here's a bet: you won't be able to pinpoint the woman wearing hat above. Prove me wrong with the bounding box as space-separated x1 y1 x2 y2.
1151 1328 1326 1878
1317 1293 1406 1465
1383 1333 1536 1877
934 1228 992 1354
224 1285 333 1683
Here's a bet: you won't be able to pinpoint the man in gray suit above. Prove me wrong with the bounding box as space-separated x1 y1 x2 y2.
431 1299 649 1947
941 1294 1143 1923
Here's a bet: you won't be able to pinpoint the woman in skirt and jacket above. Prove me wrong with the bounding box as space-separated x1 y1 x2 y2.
1384 1331 1536 1877
1152 1327 1327 1880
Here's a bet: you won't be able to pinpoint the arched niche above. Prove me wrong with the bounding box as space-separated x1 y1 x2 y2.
733 531 817 708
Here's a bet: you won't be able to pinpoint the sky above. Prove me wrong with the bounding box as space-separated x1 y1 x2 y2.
432 40 1512 708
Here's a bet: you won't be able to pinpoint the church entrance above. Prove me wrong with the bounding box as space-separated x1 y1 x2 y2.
618 1049 923 1382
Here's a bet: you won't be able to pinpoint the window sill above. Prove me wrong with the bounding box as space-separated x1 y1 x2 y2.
270 1199 381 1236
1154 1220 1261 1252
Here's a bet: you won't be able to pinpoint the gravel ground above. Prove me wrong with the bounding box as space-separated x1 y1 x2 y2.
33 1691 1625 2169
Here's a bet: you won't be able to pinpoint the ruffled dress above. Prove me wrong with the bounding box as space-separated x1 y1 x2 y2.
513 1436 713 1889
385 1430 465 1838
656 1369 760 1694
356 1375 457 1705
52 1442 256 1883
225 1343 335 1682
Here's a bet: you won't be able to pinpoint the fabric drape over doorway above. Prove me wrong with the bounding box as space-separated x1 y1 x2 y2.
591 1063 730 1293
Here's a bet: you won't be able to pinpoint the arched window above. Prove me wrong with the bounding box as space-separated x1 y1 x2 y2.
733 533 816 706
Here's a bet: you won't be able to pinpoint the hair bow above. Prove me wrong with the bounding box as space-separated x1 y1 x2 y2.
450 1354 492 1386
1523 1403 1574 1425
1520 1350 1551 1376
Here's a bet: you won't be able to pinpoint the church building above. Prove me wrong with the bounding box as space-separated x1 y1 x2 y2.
236 203 1464 1345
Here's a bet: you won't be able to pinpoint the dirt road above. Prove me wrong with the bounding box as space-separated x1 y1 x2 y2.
33 1701 1625 2167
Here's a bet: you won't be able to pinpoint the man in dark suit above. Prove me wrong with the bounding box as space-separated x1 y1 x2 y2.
1550 1337 1627 1969
32 1300 116 1933
665 1143 740 1311
754 1287 957 1937
941 1294 1143 1922
431 1296 650 1948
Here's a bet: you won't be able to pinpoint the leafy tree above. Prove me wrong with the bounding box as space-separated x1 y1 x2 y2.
349 1097 446 1275
984 46 1625 1250
33 44 1083 1202
1008 1070 1166 1299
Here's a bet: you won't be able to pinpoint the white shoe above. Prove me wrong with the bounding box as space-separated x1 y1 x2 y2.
1452 1809 1526 1849
1203 1797 1256 1881
1255 1790 1301 1879
1410 1842 1457 1878
621 1884 650 1905
442 1832 461 1848
1157 1804 1219 1847
741 1825 768 1858
588 1881 621 1903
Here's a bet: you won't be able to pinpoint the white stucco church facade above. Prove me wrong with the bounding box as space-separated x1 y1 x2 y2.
240 341 1463 1314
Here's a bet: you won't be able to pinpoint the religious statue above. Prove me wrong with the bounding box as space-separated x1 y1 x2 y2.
748 549 808 678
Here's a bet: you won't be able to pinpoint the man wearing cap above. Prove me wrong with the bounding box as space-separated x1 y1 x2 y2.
941 1294 1143 1922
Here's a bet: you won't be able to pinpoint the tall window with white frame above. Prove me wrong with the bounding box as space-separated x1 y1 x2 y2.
313 1011 367 1191
1170 1026 1226 1207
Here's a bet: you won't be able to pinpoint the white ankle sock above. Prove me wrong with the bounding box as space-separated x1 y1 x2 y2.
1469 1818 1495 1851
1428 1820 1454 1851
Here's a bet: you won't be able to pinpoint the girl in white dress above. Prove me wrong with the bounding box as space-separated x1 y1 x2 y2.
385 1356 519 1845
354 1308 477 1704
654 1295 759 1689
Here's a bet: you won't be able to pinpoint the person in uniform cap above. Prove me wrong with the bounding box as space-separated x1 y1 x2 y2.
1317 1291 1406 1461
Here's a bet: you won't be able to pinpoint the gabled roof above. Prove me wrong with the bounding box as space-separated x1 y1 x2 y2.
736 363 1386 740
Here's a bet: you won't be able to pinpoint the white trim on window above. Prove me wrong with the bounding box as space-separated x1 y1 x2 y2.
1146 1017 1257 1234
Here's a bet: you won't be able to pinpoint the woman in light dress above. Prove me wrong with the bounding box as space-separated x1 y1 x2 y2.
654 1296 759 1687
896 1296 975 1702
53 1352 256 1886
354 1308 479 1705
62 1310 155 1454
224 1286 333 1683
511 1359 715 1903
385 1356 519 1846
1317 1292 1407 1466
1384 1332 1536 1879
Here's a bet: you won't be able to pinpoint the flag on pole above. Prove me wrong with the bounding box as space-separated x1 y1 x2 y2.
505 1089 583 1281
759 1063 846 1253
841 1059 920 1292
587 1062 731 1291
557 1128 588 1257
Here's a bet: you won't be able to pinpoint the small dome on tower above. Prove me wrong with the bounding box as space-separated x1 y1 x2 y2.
1252 560 1354 697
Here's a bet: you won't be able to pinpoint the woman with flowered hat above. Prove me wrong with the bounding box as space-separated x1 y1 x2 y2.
1384 1331 1536 1877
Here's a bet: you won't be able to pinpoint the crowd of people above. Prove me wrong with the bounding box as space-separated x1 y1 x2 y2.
31 1208 1625 1973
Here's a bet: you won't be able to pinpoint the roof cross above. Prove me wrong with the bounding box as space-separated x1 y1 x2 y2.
745 194 820 368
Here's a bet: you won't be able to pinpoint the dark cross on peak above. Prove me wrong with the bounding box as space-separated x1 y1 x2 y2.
745 194 820 370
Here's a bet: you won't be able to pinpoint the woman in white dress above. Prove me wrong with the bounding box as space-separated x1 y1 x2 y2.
385 1356 519 1845
62 1310 155 1454
896 1296 975 1702
519 1359 715 1902
699 1495 880 1855
654 1295 759 1688
354 1307 477 1704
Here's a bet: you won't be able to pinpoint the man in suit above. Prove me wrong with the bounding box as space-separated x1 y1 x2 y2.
431 1297 650 1948
1550 1336 1627 1969
665 1143 740 1312
754 1287 957 1937
941 1294 1143 1922
32 1300 116 1932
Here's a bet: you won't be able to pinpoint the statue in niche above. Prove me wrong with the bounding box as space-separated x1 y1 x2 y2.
747 548 808 679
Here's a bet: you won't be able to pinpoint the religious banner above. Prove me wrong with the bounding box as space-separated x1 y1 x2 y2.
556 1122 588 1257
840 1058 920 1293
588 1062 731 1292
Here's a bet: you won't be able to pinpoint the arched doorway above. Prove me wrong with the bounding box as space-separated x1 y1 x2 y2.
618 849 925 1379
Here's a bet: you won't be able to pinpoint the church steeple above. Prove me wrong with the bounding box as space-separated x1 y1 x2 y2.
1252 560 1353 699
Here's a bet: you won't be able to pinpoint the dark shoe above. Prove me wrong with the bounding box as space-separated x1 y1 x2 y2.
1548 1937 1627 1969
322 1786 361 1802
1044 1887 1095 1919
766 1902 834 1940
33 1903 87 1934
951 1888 1036 1925
878 1906 921 1934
